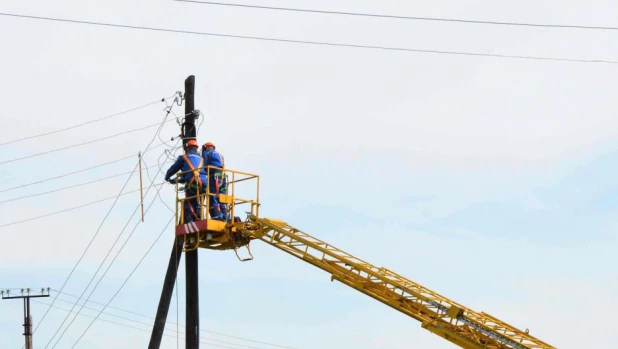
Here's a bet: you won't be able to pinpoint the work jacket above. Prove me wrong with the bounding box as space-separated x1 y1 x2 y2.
202 149 225 173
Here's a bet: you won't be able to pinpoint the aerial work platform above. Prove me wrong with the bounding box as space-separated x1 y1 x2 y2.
172 165 259 259
170 165 555 349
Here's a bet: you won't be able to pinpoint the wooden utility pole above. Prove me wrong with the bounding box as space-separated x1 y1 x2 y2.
1 288 50 349
148 237 183 349
148 75 200 349
183 75 200 349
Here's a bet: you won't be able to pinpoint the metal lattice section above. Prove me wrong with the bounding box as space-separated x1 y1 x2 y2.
242 216 556 349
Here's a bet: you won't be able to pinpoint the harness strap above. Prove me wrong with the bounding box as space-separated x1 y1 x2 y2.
183 154 204 187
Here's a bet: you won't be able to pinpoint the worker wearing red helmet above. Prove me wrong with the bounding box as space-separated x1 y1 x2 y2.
202 141 226 221
165 139 207 223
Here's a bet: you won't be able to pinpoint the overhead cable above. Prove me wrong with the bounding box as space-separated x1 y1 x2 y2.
43 112 176 348
174 0 618 31
68 215 174 348
50 289 298 349
0 163 168 205
50 154 172 347
37 162 137 349
0 142 169 194
49 179 167 348
0 119 176 165
0 12 616 64
0 94 177 147
0 187 154 229
33 299 273 349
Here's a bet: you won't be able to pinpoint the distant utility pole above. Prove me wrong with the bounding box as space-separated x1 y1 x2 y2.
1 288 50 349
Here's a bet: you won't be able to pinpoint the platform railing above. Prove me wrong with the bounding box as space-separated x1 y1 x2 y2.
172 165 260 227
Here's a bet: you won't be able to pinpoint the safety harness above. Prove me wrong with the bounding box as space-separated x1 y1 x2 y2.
183 154 205 221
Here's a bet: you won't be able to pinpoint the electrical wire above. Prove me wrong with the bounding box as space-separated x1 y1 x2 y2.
33 299 277 349
174 0 618 31
143 144 181 214
49 178 168 348
0 155 134 194
48 289 299 349
69 214 174 348
29 112 174 348
39 160 140 349
43 110 176 348
48 288 296 349
42 297 179 334
0 142 169 194
0 186 165 229
0 163 168 205
52 147 177 348
0 94 176 147
0 119 176 165
0 12 615 65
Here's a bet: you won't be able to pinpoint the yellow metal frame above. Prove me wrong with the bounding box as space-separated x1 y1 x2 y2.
171 165 556 348
173 165 260 255
239 215 556 349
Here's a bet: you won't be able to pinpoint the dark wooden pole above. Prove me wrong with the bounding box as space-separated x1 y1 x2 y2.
148 237 183 349
184 75 200 349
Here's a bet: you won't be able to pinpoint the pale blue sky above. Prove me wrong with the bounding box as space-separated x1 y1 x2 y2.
1 0 618 348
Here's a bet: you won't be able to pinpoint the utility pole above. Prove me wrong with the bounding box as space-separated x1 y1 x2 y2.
149 75 200 349
148 237 184 349
2 288 50 349
183 75 200 349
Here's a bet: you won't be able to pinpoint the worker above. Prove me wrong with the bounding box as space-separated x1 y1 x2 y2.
165 139 207 223
202 141 227 221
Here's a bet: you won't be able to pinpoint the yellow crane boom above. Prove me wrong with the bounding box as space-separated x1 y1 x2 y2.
239 215 555 349
172 165 556 349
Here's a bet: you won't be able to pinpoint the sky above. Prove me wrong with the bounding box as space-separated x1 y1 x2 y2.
0 0 617 348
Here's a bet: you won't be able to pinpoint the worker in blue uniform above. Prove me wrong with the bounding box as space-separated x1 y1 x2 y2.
202 141 227 221
165 139 207 223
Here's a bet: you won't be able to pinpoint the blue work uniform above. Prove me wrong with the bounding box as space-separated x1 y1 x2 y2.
202 149 227 221
165 149 207 223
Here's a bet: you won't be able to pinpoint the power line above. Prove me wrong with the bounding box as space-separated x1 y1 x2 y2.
42 113 176 348
0 187 152 229
7 159 170 202
31 300 252 349
39 160 140 349
22 107 176 349
49 158 171 347
0 142 169 194
0 119 176 165
0 94 177 147
49 179 167 348
49 290 299 349
174 0 618 31
68 214 174 348
0 12 616 65
0 155 134 193
0 163 168 205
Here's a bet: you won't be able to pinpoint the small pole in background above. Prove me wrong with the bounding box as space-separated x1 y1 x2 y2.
139 151 144 222
2 287 50 349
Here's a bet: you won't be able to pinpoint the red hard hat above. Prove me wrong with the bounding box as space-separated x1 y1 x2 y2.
186 139 198 147
204 142 215 149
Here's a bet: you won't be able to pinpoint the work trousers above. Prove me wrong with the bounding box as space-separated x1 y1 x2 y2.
183 188 204 223
208 171 227 220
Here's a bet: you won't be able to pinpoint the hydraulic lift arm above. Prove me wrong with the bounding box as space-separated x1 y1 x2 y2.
240 215 556 349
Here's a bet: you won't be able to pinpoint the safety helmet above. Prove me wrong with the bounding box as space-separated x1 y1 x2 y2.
186 139 199 148
204 142 215 149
